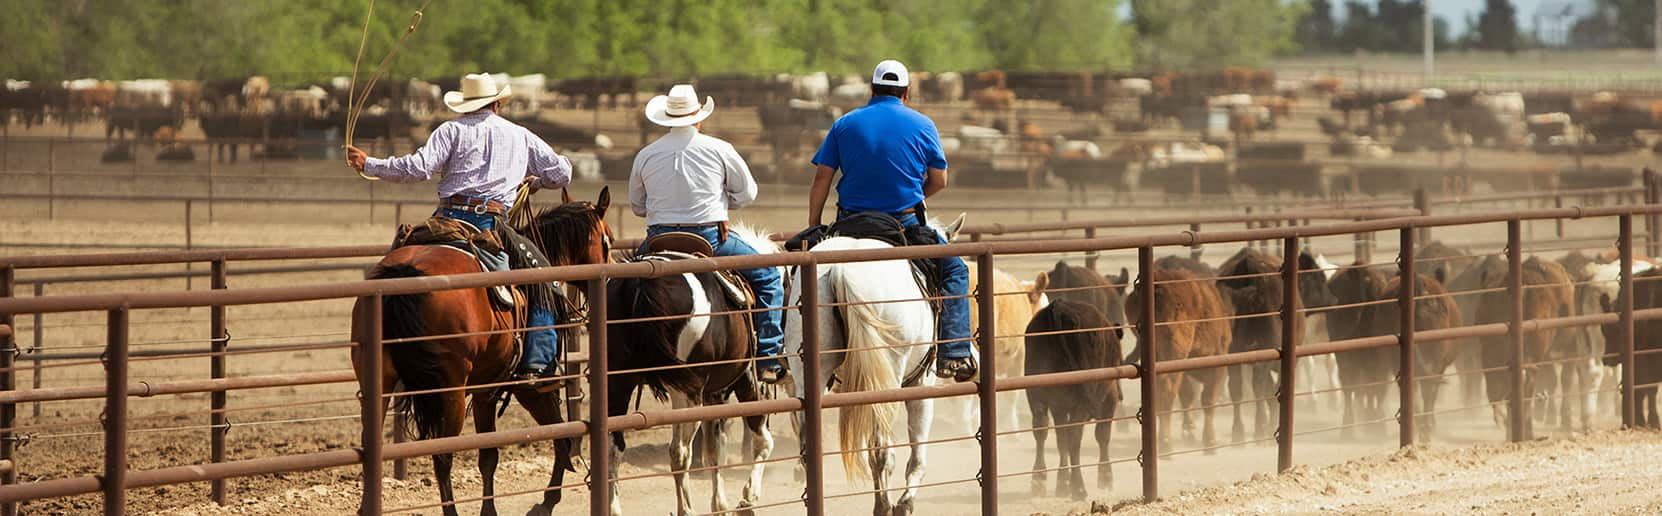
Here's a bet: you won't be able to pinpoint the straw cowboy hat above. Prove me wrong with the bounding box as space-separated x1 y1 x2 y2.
443 73 512 113
644 84 715 127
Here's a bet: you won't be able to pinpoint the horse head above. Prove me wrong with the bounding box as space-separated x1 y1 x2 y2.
525 186 613 270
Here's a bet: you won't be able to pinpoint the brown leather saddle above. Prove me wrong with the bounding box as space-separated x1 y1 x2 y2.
637 231 755 310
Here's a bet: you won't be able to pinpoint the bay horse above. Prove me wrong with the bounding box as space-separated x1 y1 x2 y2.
601 225 778 516
352 187 612 516
1024 299 1122 499
783 235 946 516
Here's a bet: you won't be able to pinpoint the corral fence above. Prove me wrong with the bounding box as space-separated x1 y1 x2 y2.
3 199 1662 514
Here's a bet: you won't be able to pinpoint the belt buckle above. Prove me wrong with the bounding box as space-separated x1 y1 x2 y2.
473 202 488 215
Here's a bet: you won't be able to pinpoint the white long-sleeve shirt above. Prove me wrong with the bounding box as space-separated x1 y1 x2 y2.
628 126 757 226
365 111 571 209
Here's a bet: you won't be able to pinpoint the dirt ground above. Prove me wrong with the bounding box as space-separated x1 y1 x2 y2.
4 94 1659 514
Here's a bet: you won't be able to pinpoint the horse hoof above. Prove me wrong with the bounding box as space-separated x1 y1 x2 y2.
733 500 756 516
891 499 915 516
523 503 553 516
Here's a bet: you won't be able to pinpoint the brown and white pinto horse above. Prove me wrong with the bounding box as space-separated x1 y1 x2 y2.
352 187 612 516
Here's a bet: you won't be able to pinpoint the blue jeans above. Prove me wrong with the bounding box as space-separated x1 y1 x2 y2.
642 225 785 370
440 208 559 372
835 210 973 361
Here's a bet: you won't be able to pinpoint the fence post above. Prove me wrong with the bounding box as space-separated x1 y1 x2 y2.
1620 214 1636 428
31 283 43 418
1137 245 1158 502
1084 228 1099 272
1505 218 1527 442
1188 223 1204 261
1646 168 1660 259
976 252 998 514
357 294 383 515
1413 188 1431 243
586 277 610 516
1353 218 1370 264
1554 195 1564 239
210 260 229 504
1398 226 1417 446
0 266 15 516
104 306 130 516
1277 236 1298 473
800 261 825 516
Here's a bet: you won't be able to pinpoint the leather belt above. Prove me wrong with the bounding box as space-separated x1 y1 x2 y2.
440 195 506 216
651 221 729 244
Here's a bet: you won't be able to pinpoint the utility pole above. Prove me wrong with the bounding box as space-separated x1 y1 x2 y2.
1424 0 1435 86
1654 0 1661 64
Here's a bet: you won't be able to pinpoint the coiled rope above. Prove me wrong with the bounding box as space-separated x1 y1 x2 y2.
345 0 435 180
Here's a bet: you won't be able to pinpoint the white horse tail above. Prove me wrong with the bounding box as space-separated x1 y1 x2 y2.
832 266 904 483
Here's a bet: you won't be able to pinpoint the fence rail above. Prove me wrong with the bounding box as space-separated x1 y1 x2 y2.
1 203 1660 515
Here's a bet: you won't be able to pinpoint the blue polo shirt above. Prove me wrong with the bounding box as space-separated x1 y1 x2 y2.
811 96 947 214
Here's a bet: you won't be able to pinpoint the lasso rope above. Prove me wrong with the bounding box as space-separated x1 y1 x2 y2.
345 0 435 181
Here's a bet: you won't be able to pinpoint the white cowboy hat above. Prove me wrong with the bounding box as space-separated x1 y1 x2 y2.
442 73 512 113
644 84 715 127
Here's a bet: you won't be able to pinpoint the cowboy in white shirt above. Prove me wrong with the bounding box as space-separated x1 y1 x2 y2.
345 73 572 382
629 84 786 384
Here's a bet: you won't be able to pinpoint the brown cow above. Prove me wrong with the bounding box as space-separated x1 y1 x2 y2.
1362 272 1463 440
1124 265 1232 451
1324 263 1393 439
1217 247 1337 441
1475 257 1574 439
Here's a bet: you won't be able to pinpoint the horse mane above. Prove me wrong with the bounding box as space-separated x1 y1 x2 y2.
727 223 779 255
523 201 604 265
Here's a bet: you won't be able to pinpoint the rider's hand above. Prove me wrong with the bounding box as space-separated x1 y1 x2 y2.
345 145 368 172
520 176 541 194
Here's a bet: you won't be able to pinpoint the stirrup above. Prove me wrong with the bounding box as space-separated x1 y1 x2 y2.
757 364 788 385
935 356 977 383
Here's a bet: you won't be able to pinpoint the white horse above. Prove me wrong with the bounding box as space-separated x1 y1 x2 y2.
783 225 968 516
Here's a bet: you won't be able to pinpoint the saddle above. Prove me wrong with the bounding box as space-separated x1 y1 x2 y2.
637 232 755 308
787 212 948 312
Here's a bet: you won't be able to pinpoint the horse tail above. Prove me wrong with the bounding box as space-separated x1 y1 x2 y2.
370 263 445 441
832 267 904 484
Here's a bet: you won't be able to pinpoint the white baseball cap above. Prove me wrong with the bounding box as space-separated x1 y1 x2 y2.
872 59 909 87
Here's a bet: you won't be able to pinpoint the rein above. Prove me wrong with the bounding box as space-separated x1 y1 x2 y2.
345 0 436 181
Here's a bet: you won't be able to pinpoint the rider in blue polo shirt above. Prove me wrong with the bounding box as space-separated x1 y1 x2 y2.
807 59 978 382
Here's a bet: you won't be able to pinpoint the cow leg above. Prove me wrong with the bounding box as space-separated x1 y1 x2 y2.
1029 400 1050 495
1095 402 1116 489
1419 377 1442 441
1200 369 1221 451
471 394 500 516
1228 364 1247 442
1058 419 1085 500
1341 385 1357 441
1582 358 1604 432
1159 374 1181 453
1254 363 1275 440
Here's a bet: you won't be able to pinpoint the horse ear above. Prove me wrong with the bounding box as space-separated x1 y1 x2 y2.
595 186 611 217
561 187 573 204
944 213 967 242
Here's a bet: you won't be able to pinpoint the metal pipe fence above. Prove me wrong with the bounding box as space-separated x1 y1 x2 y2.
1 204 1661 514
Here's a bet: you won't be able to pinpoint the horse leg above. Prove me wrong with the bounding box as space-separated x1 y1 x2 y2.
1029 400 1051 496
1228 364 1247 442
431 392 467 516
869 433 894 516
736 380 774 511
512 389 572 513
701 416 731 514
471 395 501 516
669 394 698 516
893 397 932 516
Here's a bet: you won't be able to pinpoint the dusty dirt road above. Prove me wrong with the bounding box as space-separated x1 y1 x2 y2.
1114 429 1662 515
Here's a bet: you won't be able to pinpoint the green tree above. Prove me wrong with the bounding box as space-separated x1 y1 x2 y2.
1132 0 1306 69
1475 0 1520 52
1296 0 1339 53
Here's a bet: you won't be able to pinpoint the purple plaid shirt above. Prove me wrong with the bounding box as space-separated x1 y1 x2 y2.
365 111 571 209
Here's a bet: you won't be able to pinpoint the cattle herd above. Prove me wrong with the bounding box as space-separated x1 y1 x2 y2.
6 69 1656 197
1002 237 1654 498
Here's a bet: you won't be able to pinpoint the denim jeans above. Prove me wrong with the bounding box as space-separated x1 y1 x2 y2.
835 210 973 361
641 225 785 369
440 208 559 372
